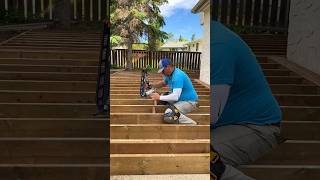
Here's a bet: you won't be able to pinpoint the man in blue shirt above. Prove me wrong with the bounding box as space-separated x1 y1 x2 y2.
211 20 283 179
148 58 199 124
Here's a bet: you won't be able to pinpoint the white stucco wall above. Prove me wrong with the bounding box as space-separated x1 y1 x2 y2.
199 6 210 85
287 0 320 75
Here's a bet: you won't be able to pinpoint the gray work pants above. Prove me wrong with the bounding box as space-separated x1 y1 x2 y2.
163 101 198 124
211 124 282 180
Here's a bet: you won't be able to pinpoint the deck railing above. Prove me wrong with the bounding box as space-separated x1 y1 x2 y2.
0 0 108 21
212 0 291 33
111 49 202 71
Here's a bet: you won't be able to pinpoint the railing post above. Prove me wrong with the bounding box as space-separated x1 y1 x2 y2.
49 0 53 20
24 0 28 19
98 0 101 21
41 0 44 18
90 0 93 21
32 0 35 16
5 0 8 10
82 0 85 20
74 0 77 20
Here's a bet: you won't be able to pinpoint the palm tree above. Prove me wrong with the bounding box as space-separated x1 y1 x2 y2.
111 0 168 70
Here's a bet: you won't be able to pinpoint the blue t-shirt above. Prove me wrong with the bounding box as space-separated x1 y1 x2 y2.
163 68 198 101
211 20 282 128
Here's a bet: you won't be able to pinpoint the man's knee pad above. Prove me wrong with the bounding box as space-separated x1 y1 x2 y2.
210 146 226 180
163 105 180 124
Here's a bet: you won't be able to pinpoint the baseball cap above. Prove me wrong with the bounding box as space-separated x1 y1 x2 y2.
157 58 172 73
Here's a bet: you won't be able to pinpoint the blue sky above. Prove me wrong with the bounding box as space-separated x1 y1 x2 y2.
159 0 203 42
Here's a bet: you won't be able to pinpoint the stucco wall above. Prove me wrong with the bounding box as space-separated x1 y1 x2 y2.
199 6 210 85
287 0 320 75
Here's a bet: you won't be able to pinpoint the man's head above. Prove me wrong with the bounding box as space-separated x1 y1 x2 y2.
158 58 174 76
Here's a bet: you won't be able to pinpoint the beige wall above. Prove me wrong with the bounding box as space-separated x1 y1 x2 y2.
287 0 320 75
199 6 210 85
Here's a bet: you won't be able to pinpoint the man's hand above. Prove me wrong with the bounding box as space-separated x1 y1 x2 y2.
149 93 160 100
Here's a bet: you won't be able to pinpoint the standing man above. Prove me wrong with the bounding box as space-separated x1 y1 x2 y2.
148 58 199 125
210 20 283 179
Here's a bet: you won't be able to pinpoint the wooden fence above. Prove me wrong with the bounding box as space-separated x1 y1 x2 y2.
111 49 202 71
0 0 109 21
212 0 291 32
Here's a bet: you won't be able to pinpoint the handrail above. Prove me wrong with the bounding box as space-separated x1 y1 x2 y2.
95 20 110 116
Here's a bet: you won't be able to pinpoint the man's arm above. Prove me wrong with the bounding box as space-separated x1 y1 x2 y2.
159 88 182 101
211 85 230 125
150 80 166 88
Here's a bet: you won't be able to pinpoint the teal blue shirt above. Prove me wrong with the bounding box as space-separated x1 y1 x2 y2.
164 68 198 101
211 21 282 128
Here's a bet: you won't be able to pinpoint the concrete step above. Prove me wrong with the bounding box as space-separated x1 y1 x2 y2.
110 125 209 139
110 139 209 153
0 49 98 59
0 103 97 118
282 121 320 140
0 166 108 180
110 153 209 175
242 165 320 180
0 138 108 163
110 113 209 125
0 118 107 138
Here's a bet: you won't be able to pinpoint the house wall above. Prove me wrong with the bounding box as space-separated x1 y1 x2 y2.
287 0 320 75
199 6 210 85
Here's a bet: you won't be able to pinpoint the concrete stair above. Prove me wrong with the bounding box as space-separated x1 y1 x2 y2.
0 30 108 179
240 57 320 179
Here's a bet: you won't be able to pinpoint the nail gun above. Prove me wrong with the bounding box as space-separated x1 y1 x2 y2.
140 67 155 97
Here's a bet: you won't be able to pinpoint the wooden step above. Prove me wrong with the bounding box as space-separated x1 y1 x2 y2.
0 80 96 91
0 138 108 163
110 125 209 139
0 58 98 66
110 105 210 114
0 103 97 118
110 139 209 153
110 153 209 175
282 106 320 121
0 64 98 73
253 140 320 165
0 118 107 137
275 94 320 106
270 84 320 94
0 71 97 81
241 165 320 180
110 113 210 125
0 166 108 180
282 121 320 140
0 49 98 59
0 90 95 103
0 45 99 52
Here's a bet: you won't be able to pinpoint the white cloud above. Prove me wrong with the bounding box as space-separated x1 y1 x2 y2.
160 0 199 17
